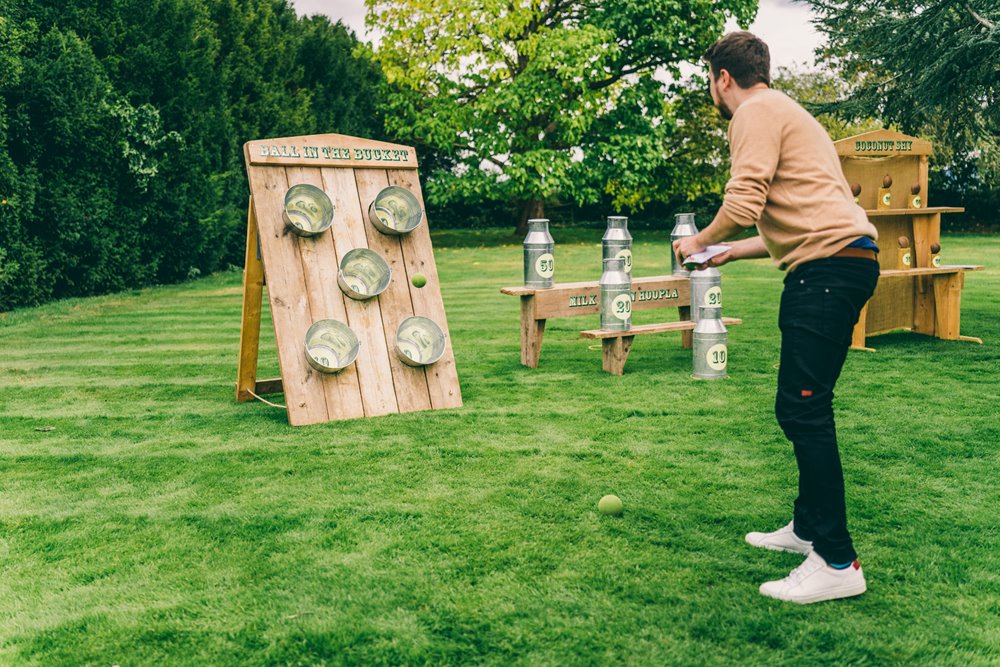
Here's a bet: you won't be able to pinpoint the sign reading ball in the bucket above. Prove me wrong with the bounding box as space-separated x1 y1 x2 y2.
369 186 422 235
283 184 335 237
304 319 360 374
394 316 446 366
337 248 391 300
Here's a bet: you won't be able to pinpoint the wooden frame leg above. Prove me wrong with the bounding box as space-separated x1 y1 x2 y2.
602 336 634 375
850 302 875 352
236 199 265 402
678 306 692 349
520 295 545 368
932 273 962 340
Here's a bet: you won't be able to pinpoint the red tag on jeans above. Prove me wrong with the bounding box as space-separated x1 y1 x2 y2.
801 389 813 397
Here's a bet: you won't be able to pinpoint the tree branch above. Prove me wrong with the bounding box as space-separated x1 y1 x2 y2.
964 2 995 30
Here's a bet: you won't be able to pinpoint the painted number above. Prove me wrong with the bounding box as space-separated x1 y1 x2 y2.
616 249 633 273
704 286 722 307
612 294 632 321
707 344 727 371
535 253 555 278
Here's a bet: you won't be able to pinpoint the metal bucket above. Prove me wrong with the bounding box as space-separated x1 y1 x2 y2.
600 257 632 331
523 218 555 287
283 184 335 237
671 212 698 276
337 248 392 300
394 316 447 367
304 319 360 374
689 266 722 323
692 305 727 380
602 216 632 274
368 186 423 235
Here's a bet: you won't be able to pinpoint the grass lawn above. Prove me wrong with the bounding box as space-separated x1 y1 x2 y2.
0 231 997 666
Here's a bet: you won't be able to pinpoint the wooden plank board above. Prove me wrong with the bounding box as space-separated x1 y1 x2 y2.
349 168 434 413
318 166 399 417
246 166 330 426
285 166 365 420
581 317 743 339
247 133 418 169
387 168 463 410
933 273 962 340
529 276 691 319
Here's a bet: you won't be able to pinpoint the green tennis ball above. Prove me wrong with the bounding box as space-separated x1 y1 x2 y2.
411 273 427 288
598 494 623 516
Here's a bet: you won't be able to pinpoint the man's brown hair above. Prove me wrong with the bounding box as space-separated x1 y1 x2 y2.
703 32 771 88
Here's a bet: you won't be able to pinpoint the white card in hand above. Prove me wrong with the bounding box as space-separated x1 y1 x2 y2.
682 245 730 269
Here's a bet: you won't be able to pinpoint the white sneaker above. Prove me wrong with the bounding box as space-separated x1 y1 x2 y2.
745 521 813 555
759 550 867 604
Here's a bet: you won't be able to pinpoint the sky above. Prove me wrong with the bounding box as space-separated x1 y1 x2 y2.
288 0 825 71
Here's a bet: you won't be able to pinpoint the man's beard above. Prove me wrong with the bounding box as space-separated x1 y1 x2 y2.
714 99 733 121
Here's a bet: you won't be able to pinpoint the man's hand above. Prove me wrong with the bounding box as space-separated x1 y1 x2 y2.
673 235 705 267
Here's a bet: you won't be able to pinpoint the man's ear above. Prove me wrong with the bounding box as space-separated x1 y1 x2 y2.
716 68 732 90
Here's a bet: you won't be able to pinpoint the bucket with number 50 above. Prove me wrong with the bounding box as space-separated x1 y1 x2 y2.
523 218 555 288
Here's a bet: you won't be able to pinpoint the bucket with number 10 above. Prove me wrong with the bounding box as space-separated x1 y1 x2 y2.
523 218 555 288
600 257 632 331
602 216 632 275
692 305 727 379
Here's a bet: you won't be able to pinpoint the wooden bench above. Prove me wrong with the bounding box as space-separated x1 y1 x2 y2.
501 274 743 374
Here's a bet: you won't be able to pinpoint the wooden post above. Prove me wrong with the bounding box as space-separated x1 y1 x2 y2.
932 273 962 340
678 305 692 348
850 303 874 351
236 200 265 402
602 336 634 375
520 296 545 368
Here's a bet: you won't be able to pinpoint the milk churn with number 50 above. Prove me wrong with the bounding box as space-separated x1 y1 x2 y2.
523 218 555 288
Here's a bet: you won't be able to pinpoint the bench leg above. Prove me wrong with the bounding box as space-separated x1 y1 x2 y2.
678 306 692 349
520 296 545 368
932 273 962 340
602 336 634 375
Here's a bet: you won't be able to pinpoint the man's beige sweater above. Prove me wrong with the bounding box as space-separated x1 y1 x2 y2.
712 89 877 271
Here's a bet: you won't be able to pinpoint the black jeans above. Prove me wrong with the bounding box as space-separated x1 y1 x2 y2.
776 257 879 564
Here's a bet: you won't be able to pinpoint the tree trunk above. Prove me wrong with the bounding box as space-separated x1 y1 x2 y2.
515 199 545 237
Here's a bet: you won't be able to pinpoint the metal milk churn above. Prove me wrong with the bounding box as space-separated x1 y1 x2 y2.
599 257 632 331
689 266 722 323
692 305 728 379
602 215 633 275
671 213 698 276
523 218 555 288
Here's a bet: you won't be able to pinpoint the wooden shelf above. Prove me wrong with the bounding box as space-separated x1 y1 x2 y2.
581 318 743 339
501 274 686 297
864 207 964 217
880 265 984 278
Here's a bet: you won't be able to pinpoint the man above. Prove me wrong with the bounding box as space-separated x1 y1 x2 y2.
674 32 880 604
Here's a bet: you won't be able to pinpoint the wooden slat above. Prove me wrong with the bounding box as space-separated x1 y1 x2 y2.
236 200 265 402
246 166 329 426
863 207 963 217
528 275 692 319
520 296 545 368
285 166 365 420
317 166 399 417
387 168 463 410
580 317 743 339
834 129 933 156
349 168 434 413
879 266 982 278
247 133 418 168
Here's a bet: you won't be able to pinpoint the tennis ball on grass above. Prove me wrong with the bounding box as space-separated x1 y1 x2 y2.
411 273 427 288
598 494 623 516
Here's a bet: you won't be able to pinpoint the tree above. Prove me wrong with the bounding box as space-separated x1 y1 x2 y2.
367 0 758 232
806 0 1000 225
771 65 882 141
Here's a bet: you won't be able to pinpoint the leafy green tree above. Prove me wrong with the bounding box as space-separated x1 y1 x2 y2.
772 66 882 141
368 0 758 232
